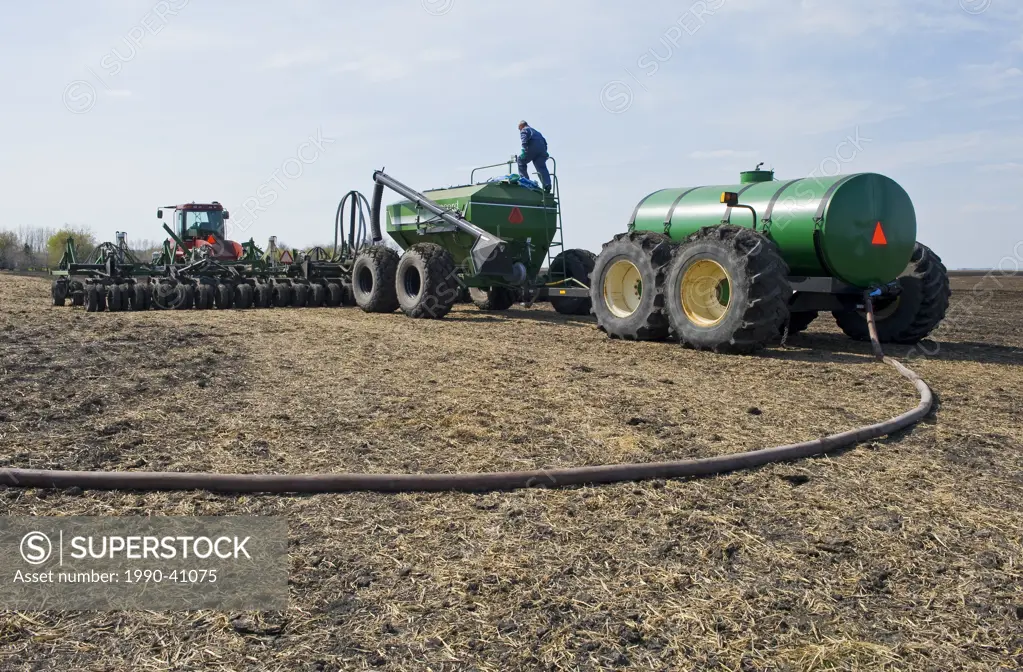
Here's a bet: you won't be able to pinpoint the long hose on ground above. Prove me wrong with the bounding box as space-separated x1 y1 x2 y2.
0 303 930 494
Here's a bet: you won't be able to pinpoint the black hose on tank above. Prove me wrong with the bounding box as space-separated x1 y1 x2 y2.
370 180 384 243
334 190 372 258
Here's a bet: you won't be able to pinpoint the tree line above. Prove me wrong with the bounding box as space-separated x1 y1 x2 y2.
0 226 163 271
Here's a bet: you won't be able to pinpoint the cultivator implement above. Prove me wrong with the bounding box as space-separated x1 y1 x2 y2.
51 191 374 312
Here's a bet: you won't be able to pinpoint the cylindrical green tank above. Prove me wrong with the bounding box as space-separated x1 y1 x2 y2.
630 171 917 288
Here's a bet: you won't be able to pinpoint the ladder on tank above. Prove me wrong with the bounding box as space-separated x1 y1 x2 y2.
469 154 567 290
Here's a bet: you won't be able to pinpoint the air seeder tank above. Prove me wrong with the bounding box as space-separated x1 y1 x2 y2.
630 170 916 287
385 181 558 286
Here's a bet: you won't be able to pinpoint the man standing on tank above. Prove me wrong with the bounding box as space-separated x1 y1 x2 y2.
517 121 552 193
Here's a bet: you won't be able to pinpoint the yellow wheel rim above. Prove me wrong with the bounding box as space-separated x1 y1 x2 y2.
603 259 643 318
681 259 732 327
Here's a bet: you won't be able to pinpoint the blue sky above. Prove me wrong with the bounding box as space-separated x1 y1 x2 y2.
2 0 1021 268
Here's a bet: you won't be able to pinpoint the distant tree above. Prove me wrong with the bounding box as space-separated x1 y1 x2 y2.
46 227 97 267
0 230 18 269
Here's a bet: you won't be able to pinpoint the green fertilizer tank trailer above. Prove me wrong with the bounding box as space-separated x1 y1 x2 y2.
589 165 951 353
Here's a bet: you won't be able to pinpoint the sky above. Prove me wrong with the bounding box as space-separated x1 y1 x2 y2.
1 0 1021 269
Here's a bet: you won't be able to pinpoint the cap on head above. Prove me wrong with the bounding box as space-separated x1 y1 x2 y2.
518 120 528 129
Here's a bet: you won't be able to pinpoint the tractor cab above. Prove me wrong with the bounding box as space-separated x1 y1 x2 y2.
158 202 229 241
157 202 242 261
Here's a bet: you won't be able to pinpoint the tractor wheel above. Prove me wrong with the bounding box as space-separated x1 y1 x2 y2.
352 245 400 313
340 281 357 307
783 311 818 336
549 249 596 316
236 283 254 309
215 283 234 309
272 283 292 308
106 285 124 313
116 284 133 311
308 283 325 308
174 284 195 310
71 283 85 307
291 283 309 308
396 243 458 319
253 283 272 308
85 285 104 312
833 242 950 344
325 282 344 307
470 287 516 311
195 284 213 310
51 281 67 307
132 284 150 311
665 226 790 354
590 231 674 341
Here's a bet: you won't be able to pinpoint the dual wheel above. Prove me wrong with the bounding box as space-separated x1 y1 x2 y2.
591 227 790 353
590 227 949 353
351 243 460 319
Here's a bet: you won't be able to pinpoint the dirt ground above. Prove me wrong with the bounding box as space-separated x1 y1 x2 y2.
0 271 1021 671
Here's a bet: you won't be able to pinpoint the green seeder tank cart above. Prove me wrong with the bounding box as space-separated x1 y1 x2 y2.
351 158 595 319
355 161 949 354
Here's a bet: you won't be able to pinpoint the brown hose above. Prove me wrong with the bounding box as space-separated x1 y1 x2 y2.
0 357 931 494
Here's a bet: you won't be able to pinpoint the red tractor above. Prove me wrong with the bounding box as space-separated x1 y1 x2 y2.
157 201 244 261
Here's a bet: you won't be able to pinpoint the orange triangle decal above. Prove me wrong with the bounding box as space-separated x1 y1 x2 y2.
508 207 524 224
871 221 887 246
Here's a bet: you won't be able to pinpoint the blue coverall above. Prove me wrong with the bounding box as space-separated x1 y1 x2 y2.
517 126 552 191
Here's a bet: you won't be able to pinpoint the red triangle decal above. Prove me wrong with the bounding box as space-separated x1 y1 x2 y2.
508 207 524 224
871 221 887 246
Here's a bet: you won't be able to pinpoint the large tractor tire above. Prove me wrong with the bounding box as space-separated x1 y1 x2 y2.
590 231 674 341
353 245 400 313
470 286 516 311
549 249 596 316
833 242 950 344
665 226 791 354
395 243 459 319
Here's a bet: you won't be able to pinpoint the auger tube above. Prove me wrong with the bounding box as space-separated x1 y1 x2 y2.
370 170 506 275
0 356 931 494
